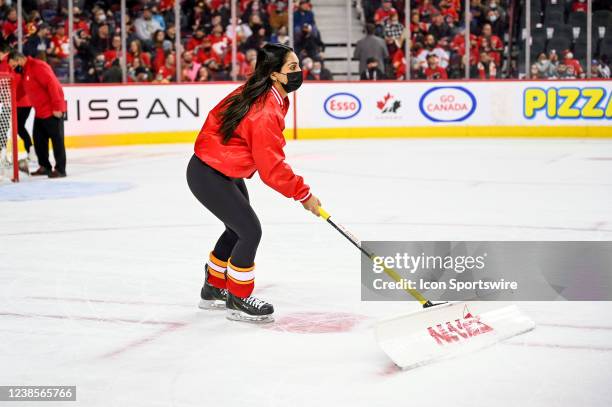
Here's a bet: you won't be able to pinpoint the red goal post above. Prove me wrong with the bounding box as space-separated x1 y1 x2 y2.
0 72 18 182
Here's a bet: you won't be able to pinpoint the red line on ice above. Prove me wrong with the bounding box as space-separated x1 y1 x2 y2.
0 311 184 326
99 323 186 359
0 311 188 359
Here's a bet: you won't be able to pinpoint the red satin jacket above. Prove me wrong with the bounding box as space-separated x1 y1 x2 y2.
22 57 65 118
194 85 311 202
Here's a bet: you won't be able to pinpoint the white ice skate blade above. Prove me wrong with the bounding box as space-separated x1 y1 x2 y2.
226 309 274 324
198 299 226 310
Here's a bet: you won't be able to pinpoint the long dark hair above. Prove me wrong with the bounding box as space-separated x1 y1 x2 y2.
219 43 293 143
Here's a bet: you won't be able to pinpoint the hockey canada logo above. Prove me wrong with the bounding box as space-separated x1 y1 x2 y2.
376 93 401 114
427 306 494 345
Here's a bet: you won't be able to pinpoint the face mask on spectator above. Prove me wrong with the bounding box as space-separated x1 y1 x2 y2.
96 14 106 23
312 68 321 74
489 15 497 22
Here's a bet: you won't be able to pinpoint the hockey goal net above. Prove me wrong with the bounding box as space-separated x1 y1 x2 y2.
0 72 18 182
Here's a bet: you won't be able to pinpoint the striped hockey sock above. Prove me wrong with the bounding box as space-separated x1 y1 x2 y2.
206 252 228 289
226 259 255 298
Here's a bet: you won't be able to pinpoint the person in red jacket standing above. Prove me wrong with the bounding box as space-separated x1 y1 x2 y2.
0 45 33 164
8 51 67 178
187 43 320 323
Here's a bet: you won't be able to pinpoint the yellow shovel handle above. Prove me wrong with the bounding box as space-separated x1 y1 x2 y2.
318 207 331 220
317 206 430 306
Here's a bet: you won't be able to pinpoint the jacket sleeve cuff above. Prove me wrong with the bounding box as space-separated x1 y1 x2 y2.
296 191 312 202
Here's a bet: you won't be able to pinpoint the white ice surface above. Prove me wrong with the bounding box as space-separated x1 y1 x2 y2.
1 139 612 407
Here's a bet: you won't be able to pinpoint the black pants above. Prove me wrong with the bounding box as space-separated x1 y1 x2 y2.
17 107 33 153
186 154 261 268
33 116 66 174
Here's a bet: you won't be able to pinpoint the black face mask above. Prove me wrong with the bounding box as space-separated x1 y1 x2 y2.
14 65 23 74
278 71 303 93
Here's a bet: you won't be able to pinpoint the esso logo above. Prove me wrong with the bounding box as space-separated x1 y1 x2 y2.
324 93 362 119
419 87 477 122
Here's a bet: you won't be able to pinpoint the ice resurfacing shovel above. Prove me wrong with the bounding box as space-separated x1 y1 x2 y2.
317 207 536 370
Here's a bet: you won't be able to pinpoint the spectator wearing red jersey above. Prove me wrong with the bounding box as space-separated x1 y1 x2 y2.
388 39 407 79
158 0 175 14
66 7 90 37
418 0 439 23
240 49 258 79
479 37 500 66
51 23 70 60
452 30 480 65
562 50 584 78
424 54 448 79
104 35 123 68
2 8 26 41
375 1 399 26
478 23 503 55
186 27 207 51
409 10 428 42
439 0 459 22
195 37 222 66
301 57 313 79
8 52 67 177
154 53 176 83
127 39 151 68
572 0 588 12
209 24 231 47
151 30 170 72
223 47 246 72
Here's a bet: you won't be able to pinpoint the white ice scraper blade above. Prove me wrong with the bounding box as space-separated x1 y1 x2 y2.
374 301 535 370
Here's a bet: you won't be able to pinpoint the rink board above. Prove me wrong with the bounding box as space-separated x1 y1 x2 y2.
22 80 612 149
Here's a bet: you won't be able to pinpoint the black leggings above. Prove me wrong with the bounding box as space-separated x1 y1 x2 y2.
17 107 32 152
186 154 262 268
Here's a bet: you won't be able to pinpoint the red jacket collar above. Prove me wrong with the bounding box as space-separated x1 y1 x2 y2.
270 85 284 108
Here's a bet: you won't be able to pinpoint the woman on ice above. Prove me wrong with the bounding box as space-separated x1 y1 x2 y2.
187 43 321 323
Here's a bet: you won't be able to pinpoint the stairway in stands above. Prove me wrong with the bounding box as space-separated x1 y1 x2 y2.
310 0 363 80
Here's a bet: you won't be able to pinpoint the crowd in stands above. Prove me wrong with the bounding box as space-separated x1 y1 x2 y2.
1 0 610 82
355 0 611 80
0 0 329 83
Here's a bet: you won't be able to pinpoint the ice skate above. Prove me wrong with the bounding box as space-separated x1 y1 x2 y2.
226 292 274 323
198 265 228 310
